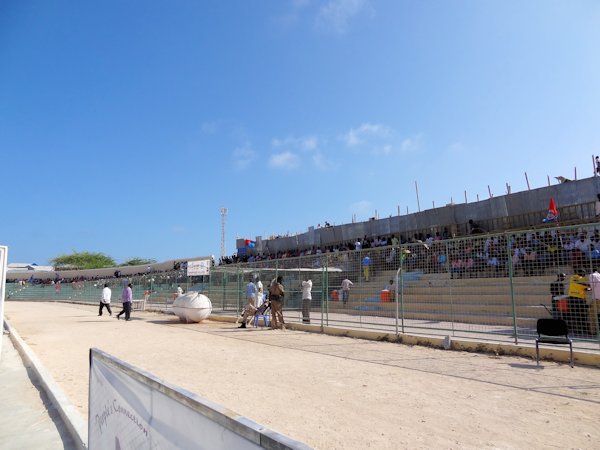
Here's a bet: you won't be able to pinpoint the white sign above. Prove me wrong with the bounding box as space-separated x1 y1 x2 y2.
89 349 268 450
186 259 210 276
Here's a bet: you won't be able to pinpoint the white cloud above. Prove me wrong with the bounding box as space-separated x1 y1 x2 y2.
340 123 422 155
272 135 319 151
341 122 391 147
232 144 257 170
399 134 423 152
269 151 300 170
315 0 372 34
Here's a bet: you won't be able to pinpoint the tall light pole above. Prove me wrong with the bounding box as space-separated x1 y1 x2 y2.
220 208 227 260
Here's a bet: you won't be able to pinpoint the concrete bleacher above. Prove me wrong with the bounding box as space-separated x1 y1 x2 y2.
322 269 563 329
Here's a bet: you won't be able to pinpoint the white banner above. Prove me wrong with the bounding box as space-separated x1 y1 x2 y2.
186 260 210 276
89 349 309 450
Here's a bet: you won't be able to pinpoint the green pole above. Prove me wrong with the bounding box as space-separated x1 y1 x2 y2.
399 245 405 334
507 233 518 344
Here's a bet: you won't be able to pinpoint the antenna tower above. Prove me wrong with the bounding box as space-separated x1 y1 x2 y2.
220 207 228 259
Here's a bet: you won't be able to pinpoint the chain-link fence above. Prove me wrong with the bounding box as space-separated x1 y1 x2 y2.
6 269 207 312
6 223 600 352
210 223 600 351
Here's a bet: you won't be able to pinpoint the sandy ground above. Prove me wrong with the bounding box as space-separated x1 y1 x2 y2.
4 301 600 450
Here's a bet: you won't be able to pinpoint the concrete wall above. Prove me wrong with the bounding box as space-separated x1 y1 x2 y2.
238 177 600 254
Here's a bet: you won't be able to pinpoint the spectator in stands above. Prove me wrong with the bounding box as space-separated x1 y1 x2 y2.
522 248 537 276
574 234 591 254
362 253 372 281
98 283 112 317
355 238 362 251
442 228 450 239
116 283 133 321
269 276 285 329
468 219 484 234
301 276 312 324
451 256 464 279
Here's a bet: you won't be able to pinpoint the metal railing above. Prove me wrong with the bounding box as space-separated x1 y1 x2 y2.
7 224 600 352
210 223 600 351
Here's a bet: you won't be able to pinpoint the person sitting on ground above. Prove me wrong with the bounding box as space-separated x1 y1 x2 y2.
386 279 396 301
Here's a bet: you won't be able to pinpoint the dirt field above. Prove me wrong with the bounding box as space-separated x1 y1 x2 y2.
5 301 600 449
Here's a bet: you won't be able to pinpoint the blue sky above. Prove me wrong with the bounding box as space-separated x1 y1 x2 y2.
1 0 599 265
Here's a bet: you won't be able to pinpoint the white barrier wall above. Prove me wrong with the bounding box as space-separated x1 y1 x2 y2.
89 348 311 450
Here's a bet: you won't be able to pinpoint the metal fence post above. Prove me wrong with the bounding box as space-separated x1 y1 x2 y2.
507 233 518 344
446 240 455 336
397 245 405 334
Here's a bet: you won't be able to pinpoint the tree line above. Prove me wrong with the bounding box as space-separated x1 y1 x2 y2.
50 252 156 270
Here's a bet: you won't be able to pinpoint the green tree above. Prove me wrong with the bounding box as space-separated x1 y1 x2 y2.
121 258 157 266
50 252 116 270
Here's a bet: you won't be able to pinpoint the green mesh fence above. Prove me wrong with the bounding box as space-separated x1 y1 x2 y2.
6 223 600 352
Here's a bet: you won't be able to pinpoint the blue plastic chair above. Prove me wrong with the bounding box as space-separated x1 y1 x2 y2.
253 312 270 327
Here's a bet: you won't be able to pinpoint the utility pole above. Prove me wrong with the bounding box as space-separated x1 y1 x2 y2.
220 208 227 260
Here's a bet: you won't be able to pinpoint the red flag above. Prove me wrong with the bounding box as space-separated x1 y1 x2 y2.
543 197 558 223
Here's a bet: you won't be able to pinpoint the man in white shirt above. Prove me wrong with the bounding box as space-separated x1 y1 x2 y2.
588 268 600 335
341 278 353 305
99 283 112 316
301 277 313 324
255 277 264 308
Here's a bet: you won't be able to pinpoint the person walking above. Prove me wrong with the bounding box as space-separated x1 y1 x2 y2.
238 276 257 328
341 278 353 306
117 283 133 321
98 283 112 316
269 276 285 329
301 276 312 324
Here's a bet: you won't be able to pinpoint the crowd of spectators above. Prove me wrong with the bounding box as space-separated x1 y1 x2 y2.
219 226 600 280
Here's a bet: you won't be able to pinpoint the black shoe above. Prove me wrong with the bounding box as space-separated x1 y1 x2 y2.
117 315 120 320
238 323 246 328
125 319 131 321
98 314 102 316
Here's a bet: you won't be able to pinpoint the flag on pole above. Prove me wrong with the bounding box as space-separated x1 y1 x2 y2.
543 197 558 223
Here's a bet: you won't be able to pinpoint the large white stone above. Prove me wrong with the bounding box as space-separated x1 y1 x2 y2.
172 291 212 323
